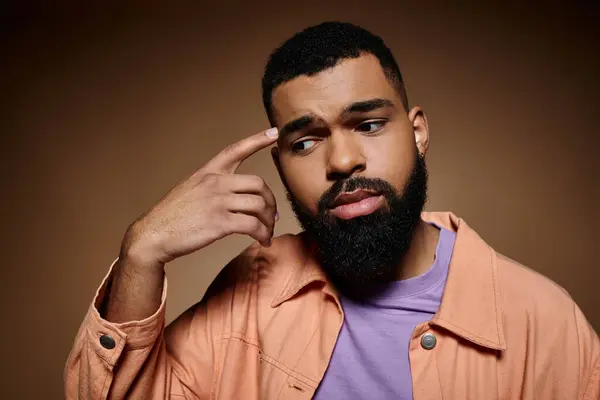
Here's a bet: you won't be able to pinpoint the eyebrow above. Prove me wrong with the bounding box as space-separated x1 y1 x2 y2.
278 115 315 139
342 98 395 116
278 98 395 140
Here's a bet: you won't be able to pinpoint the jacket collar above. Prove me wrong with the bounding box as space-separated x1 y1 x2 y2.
270 211 506 351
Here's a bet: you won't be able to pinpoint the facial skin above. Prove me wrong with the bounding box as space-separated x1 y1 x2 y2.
270 54 437 295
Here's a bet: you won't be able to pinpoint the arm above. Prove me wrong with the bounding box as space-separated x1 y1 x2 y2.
64 261 217 399
64 258 176 399
576 304 600 400
64 128 279 399
102 239 165 324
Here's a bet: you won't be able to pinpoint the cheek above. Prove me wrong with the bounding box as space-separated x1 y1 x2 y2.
363 132 416 190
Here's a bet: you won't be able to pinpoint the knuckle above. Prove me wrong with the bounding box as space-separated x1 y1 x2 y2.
215 194 228 209
237 215 253 232
253 217 263 232
213 220 228 237
219 213 234 234
261 207 274 222
200 173 220 187
254 175 267 188
247 174 265 189
247 175 266 192
208 195 227 216
261 227 271 243
264 186 275 203
255 196 267 210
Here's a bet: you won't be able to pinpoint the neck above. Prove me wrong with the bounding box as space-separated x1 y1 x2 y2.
395 220 440 280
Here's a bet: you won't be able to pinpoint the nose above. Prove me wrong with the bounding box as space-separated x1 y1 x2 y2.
325 132 366 181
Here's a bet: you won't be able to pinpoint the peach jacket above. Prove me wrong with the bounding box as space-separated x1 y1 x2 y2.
65 212 600 399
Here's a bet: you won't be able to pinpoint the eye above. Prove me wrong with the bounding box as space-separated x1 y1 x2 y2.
356 120 386 133
291 139 316 153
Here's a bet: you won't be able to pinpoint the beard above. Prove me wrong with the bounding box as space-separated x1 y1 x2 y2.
287 151 428 298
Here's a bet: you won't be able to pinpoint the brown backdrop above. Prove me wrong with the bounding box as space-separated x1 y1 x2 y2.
3 2 599 398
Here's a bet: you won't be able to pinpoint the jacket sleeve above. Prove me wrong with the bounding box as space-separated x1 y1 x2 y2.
583 356 600 400
575 302 600 400
64 261 219 399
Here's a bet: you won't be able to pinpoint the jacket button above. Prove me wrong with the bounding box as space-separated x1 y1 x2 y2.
99 334 116 349
420 333 437 350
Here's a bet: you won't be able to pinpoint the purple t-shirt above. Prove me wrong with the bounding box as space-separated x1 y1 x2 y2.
313 227 456 399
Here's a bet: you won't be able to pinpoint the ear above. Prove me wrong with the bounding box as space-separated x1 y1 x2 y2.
408 106 430 157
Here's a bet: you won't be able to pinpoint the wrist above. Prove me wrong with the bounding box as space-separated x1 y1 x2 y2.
120 222 165 273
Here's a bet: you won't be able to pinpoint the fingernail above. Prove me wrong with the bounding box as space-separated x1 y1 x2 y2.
274 211 279 221
265 127 279 138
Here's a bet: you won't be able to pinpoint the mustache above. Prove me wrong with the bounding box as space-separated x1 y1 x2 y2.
317 176 397 212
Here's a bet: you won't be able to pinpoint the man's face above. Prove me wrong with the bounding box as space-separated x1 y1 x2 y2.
270 54 430 293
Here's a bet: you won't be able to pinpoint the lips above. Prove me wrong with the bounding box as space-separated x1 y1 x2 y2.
330 189 380 208
324 186 386 220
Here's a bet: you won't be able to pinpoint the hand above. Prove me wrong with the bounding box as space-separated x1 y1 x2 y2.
122 127 280 266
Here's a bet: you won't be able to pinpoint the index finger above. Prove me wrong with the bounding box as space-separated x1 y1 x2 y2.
209 127 279 173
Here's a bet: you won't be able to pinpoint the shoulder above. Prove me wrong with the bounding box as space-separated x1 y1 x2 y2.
496 253 599 357
203 233 308 303
495 253 600 386
170 233 308 332
495 252 574 318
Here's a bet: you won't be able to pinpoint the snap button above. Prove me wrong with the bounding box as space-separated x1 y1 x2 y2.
288 383 304 392
420 332 437 350
99 334 116 349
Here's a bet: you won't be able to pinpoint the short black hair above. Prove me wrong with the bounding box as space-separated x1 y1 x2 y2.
262 21 408 126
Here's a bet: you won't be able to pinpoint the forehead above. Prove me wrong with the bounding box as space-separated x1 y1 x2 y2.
271 54 399 124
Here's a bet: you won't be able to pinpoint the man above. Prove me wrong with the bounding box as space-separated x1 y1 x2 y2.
65 22 599 399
